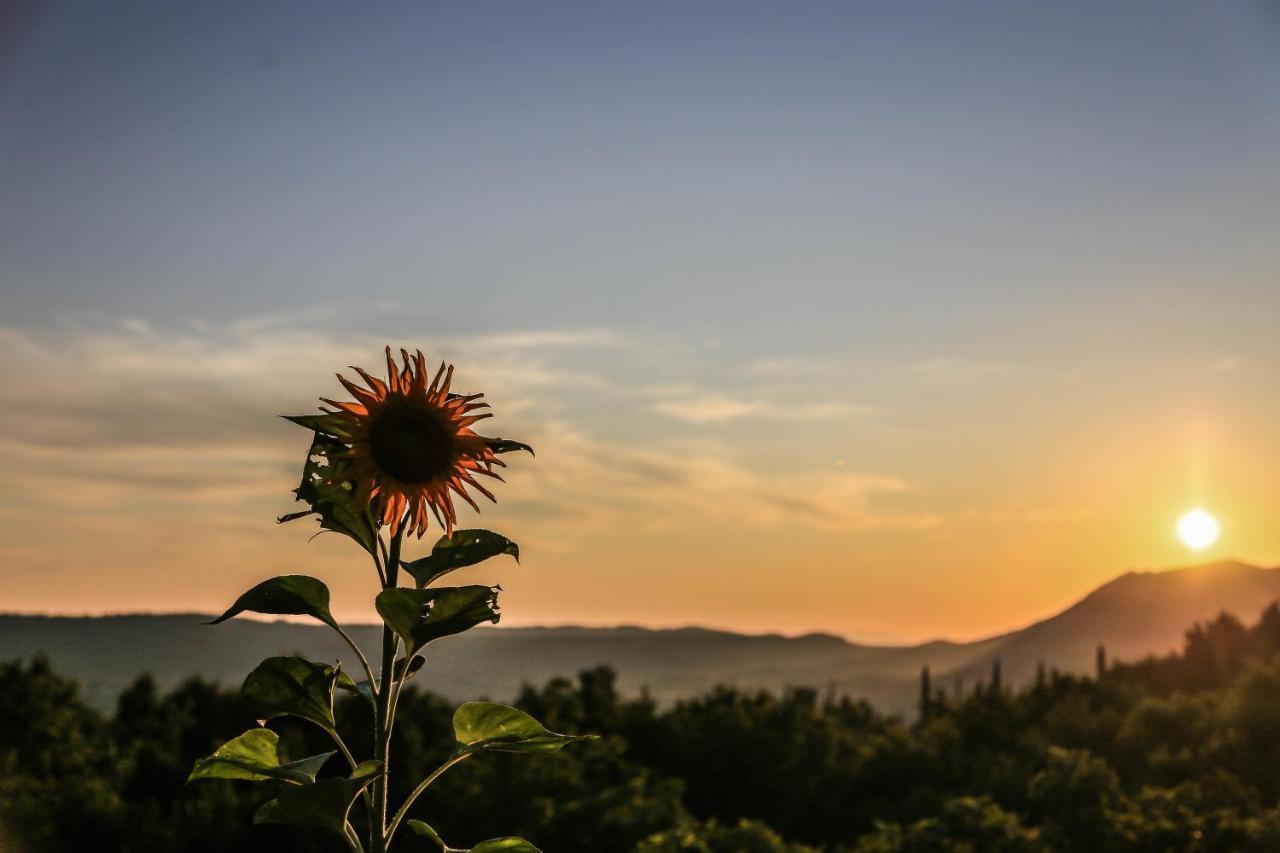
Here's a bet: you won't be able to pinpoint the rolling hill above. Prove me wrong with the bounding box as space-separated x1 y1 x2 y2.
2 560 1277 717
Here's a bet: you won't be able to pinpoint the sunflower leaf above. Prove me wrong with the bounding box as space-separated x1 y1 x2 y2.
283 413 354 440
453 701 595 755
241 656 341 731
405 820 448 849
405 822 542 853
403 529 520 587
209 575 337 629
253 760 380 836
375 586 500 656
281 432 379 555
188 727 334 785
472 840 542 853
398 653 427 680
334 668 376 706
485 438 534 456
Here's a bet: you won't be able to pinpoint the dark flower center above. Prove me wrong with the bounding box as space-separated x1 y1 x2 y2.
369 402 456 484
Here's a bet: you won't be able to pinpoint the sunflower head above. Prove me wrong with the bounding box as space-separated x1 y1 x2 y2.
316 347 505 537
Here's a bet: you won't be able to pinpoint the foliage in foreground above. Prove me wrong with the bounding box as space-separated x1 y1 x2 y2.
6 603 1280 851
185 348 592 853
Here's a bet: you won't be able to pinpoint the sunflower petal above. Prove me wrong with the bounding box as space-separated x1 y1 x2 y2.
352 366 388 397
384 347 402 394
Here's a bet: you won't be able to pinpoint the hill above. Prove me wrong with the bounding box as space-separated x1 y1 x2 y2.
2 559 1277 716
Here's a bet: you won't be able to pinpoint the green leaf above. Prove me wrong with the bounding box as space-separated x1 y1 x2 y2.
486 438 534 456
403 529 520 587
472 840 541 853
406 820 447 850
335 669 375 704
242 657 340 730
405 822 541 853
279 432 378 554
188 728 333 785
453 702 594 755
254 760 380 836
283 413 354 440
376 586 500 656
209 575 337 629
397 653 427 680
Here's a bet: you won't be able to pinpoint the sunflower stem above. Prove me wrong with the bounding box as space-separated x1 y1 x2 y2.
372 519 407 853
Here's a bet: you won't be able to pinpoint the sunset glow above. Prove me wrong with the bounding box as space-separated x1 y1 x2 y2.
2 2 1280 645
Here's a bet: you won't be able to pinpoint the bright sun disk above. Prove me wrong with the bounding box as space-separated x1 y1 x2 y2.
1177 509 1220 551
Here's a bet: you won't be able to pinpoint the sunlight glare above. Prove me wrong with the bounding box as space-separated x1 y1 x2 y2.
1176 509 1220 551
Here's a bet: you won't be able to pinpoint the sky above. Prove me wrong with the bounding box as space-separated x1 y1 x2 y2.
2 1 1280 643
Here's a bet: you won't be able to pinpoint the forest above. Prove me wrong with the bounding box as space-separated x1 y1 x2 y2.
5 604 1280 852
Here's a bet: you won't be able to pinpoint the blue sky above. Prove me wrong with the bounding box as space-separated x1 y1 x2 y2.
2 1 1279 641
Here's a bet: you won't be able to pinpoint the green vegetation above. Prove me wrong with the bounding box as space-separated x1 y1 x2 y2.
5 604 1280 851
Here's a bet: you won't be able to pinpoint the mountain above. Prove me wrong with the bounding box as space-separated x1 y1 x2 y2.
2 560 1277 718
946 559 1280 690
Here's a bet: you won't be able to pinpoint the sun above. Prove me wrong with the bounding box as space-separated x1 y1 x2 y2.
1176 509 1220 551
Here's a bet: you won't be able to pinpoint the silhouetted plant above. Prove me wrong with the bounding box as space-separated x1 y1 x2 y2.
187 348 593 853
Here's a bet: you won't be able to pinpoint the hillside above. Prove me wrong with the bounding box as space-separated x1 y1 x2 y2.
947 559 1280 690
2 559 1276 717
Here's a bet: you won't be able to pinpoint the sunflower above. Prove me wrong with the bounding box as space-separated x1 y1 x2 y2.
320 347 503 537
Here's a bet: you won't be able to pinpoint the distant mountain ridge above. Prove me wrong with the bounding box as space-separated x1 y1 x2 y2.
3 560 1277 717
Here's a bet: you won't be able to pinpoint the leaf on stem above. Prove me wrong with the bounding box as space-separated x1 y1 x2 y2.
472 840 542 853
335 669 374 704
453 702 596 755
242 656 341 730
188 728 334 785
405 820 447 849
485 438 534 457
209 575 337 629
278 432 378 554
254 760 380 836
397 653 427 680
406 821 542 853
376 586 500 656
283 413 354 440
403 530 520 587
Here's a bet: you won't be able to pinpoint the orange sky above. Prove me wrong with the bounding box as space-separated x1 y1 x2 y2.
2 328 1278 644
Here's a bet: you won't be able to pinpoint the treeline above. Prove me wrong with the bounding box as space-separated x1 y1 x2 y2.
6 605 1280 851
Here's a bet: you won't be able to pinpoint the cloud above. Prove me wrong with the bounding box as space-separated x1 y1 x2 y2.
907 357 1011 387
652 395 769 423
743 356 833 376
497 421 938 534
0 318 934 547
961 506 1092 525
1207 356 1243 372
0 321 608 446
652 394 875 424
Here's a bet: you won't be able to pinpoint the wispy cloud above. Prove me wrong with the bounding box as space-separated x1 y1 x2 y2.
652 395 769 423
500 421 938 534
652 394 875 424
1207 355 1243 372
907 357 1012 387
963 505 1093 525
0 318 926 539
743 356 834 376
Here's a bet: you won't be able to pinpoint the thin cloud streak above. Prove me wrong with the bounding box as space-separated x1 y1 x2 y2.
0 319 931 538
652 395 876 425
